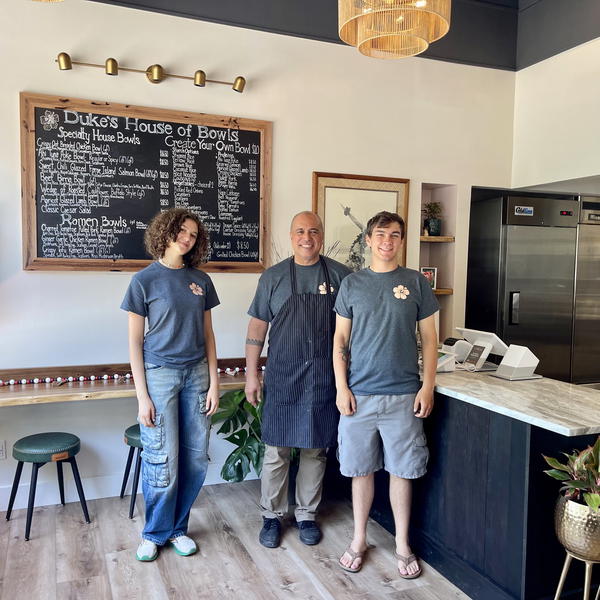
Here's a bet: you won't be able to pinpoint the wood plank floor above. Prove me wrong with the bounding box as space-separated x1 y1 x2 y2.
0 480 471 600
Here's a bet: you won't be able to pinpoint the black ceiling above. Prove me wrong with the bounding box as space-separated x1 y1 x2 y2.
89 0 600 71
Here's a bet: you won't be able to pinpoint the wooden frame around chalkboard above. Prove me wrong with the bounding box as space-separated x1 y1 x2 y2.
20 92 272 272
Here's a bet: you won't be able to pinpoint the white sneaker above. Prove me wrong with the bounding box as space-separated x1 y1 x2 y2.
169 535 197 556
136 539 158 562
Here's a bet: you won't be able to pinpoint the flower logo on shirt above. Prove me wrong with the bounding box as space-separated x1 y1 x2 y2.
393 285 410 300
318 282 335 294
189 282 204 296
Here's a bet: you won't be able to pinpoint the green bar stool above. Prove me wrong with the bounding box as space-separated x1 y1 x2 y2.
119 424 142 519
5 432 90 540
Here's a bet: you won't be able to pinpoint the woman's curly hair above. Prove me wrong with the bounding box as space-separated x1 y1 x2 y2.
144 208 209 267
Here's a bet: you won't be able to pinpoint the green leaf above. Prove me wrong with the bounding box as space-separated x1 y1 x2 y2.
544 469 572 481
253 442 265 475
249 417 262 439
211 410 231 425
584 493 600 512
237 411 249 427
220 446 251 482
565 453 577 468
246 437 264 468
212 391 241 415
542 455 569 471
225 429 249 446
575 448 593 471
243 400 259 420
220 458 238 482
217 420 232 435
211 395 241 426
564 480 591 490
592 437 600 468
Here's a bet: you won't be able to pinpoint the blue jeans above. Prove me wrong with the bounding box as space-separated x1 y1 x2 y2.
140 360 210 545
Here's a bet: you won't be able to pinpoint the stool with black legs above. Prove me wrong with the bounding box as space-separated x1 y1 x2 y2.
119 424 142 519
5 432 90 541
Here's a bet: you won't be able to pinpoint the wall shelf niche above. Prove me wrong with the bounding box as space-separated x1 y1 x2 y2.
420 183 457 342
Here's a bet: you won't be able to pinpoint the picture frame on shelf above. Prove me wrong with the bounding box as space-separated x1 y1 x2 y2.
420 266 437 290
312 171 409 271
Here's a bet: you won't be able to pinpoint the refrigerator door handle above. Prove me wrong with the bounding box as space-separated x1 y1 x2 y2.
509 291 520 325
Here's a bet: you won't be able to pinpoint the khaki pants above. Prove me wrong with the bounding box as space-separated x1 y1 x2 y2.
260 444 327 521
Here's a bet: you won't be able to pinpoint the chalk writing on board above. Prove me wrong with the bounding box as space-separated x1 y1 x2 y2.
33 107 262 262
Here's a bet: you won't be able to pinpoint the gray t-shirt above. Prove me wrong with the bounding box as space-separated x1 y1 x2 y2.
248 256 352 322
334 266 439 395
121 261 220 369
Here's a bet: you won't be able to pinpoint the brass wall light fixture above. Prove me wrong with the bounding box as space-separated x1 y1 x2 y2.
194 70 206 87
57 52 72 70
232 76 246 93
55 53 247 92
105 58 118 76
146 64 165 84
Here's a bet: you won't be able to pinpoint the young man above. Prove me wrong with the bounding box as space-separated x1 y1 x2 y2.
245 211 351 548
333 211 439 578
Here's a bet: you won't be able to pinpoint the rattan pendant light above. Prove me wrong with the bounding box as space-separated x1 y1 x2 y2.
339 0 451 59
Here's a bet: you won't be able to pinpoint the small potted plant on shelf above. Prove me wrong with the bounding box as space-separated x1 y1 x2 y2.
422 201 443 236
543 437 600 561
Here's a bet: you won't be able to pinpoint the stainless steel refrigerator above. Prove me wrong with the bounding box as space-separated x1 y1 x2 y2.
572 198 600 384
466 195 579 382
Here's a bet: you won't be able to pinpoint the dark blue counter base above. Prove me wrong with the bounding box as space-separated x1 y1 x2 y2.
325 391 600 600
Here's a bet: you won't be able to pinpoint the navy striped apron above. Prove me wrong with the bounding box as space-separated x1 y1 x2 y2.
262 257 339 448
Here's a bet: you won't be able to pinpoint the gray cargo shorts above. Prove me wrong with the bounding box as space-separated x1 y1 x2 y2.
337 393 428 479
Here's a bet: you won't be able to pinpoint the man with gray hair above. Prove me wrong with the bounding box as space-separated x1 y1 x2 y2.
245 211 351 548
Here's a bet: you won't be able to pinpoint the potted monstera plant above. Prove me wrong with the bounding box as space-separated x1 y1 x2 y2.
212 389 301 490
212 390 265 482
543 437 600 561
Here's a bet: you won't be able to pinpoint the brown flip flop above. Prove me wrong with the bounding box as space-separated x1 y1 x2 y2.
395 551 422 579
339 546 367 573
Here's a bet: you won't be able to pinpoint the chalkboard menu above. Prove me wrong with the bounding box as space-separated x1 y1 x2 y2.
20 92 272 271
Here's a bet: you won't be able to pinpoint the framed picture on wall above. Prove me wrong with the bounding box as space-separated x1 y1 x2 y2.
420 266 437 290
312 172 409 271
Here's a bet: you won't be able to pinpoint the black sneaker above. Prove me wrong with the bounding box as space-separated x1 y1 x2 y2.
259 517 281 548
297 520 322 545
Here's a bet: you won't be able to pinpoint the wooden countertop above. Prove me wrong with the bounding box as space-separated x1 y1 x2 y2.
0 373 249 408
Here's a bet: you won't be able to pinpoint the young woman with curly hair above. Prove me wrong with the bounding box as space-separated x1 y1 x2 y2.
121 208 220 562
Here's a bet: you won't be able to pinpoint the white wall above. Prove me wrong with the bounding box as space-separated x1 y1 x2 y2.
0 0 515 508
513 37 600 189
